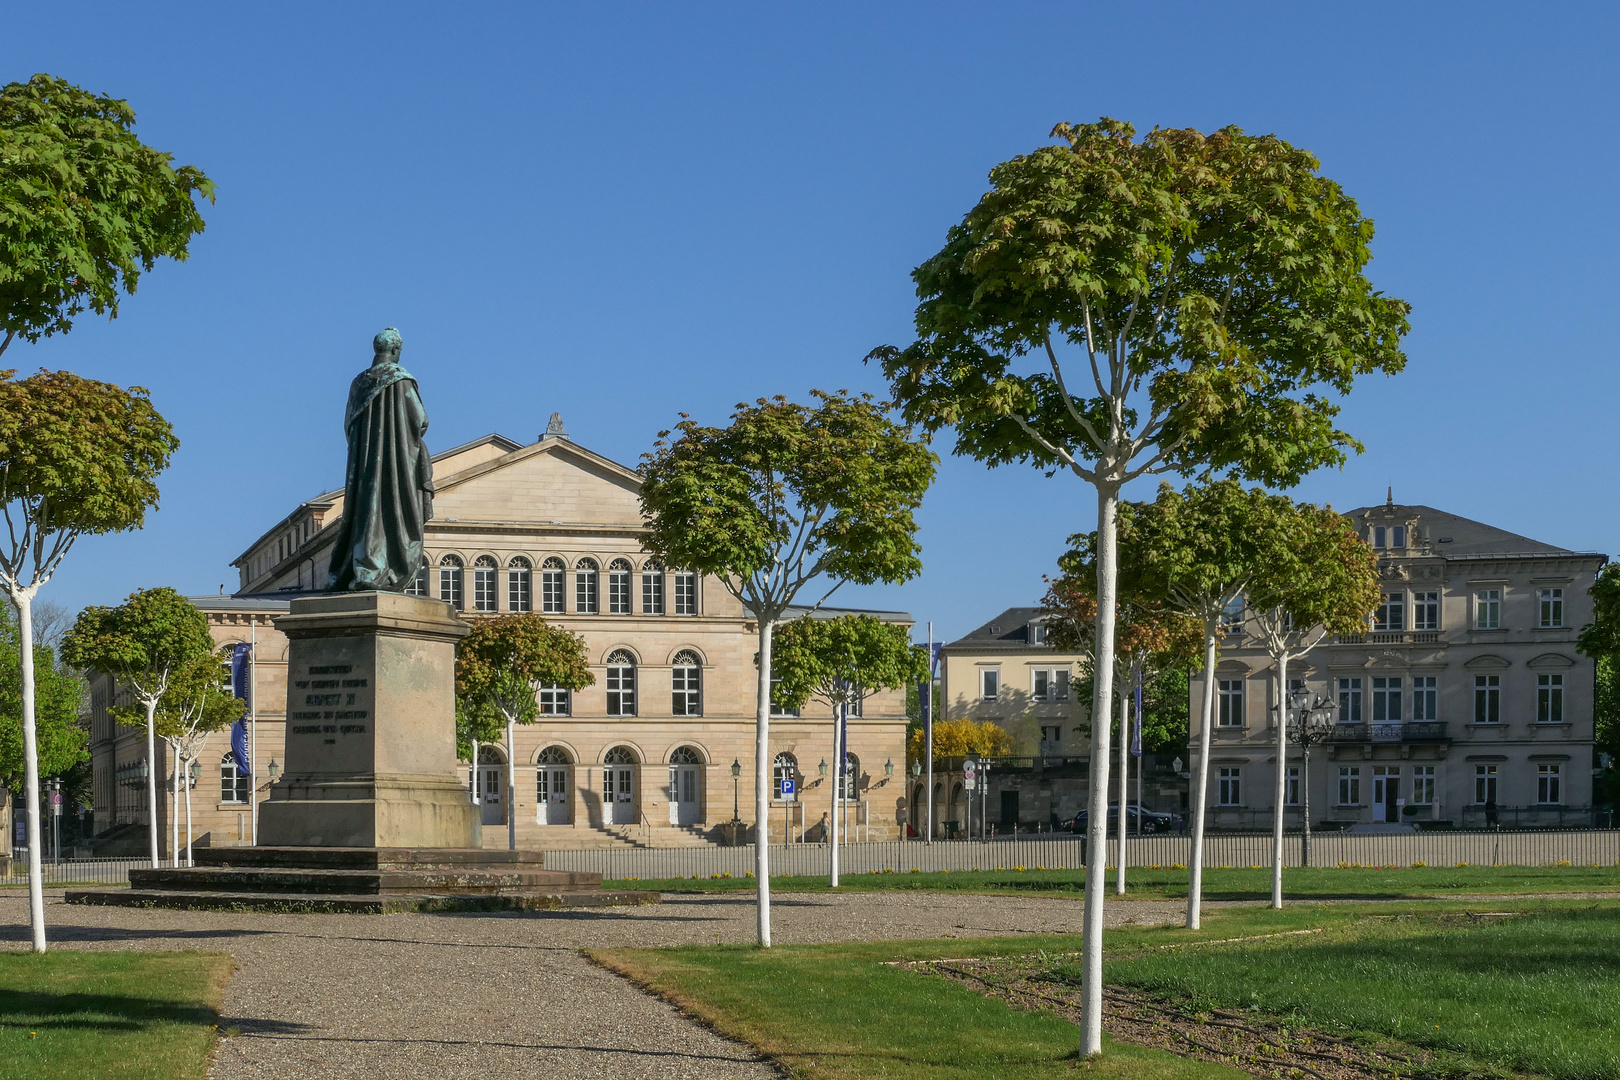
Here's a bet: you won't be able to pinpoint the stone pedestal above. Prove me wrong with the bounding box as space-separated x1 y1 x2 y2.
258 592 480 849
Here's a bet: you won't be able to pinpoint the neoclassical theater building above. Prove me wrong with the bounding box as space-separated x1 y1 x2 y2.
86 420 912 853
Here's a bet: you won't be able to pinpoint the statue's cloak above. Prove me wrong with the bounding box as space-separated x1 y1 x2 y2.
325 361 434 591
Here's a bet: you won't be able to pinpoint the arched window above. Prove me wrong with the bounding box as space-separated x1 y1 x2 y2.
576 558 600 614
541 557 565 614
773 752 799 802
605 650 636 716
670 745 703 764
604 745 639 765
672 570 698 615
840 753 860 801
439 554 464 611
221 751 248 804
508 556 532 613
537 745 574 765
608 558 633 615
672 650 702 716
403 562 428 596
472 555 498 612
641 560 665 615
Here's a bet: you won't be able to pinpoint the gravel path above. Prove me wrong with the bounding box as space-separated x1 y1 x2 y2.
1 889 1213 1079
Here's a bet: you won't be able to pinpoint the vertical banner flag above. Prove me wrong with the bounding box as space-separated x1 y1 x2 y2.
1130 668 1143 757
230 643 252 774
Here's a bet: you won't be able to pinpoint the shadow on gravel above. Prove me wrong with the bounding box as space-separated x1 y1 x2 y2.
233 1030 760 1062
0 925 278 944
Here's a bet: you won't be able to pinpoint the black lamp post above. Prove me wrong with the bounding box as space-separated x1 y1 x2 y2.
1285 690 1337 868
730 758 742 821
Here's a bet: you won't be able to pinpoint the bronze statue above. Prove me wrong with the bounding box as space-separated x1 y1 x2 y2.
326 328 434 592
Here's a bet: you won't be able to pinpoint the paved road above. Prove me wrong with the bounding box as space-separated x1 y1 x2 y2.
1 889 1202 1080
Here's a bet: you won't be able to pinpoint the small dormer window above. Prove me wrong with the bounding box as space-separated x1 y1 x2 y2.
1392 525 1406 549
1373 526 1386 548
1029 622 1047 645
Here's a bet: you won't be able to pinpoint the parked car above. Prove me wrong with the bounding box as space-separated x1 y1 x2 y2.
1061 804 1175 834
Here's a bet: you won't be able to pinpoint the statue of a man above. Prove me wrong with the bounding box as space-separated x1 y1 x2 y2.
326 328 434 591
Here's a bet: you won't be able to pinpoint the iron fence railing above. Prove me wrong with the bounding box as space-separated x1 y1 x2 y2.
1 856 144 887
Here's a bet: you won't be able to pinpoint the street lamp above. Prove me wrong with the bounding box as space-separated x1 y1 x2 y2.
267 759 280 780
884 758 894 778
730 758 742 821
1284 689 1337 868
818 758 829 778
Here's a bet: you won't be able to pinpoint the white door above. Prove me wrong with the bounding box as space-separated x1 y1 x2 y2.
480 766 504 826
605 765 636 825
1372 766 1398 822
669 766 700 825
537 767 570 825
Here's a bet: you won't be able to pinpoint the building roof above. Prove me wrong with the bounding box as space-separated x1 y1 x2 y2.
187 595 294 612
943 606 1047 650
1348 502 1603 561
784 604 914 624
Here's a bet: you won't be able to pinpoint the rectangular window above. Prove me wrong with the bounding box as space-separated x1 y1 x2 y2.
541 565 565 614
605 663 636 716
1221 597 1245 635
1337 677 1363 725
1411 676 1438 721
608 568 632 614
1392 525 1407 549
1475 764 1498 805
536 685 571 716
1217 767 1241 806
642 570 664 615
1374 592 1404 632
671 665 702 716
1538 764 1562 805
1413 591 1440 631
672 572 698 615
980 668 1000 701
1031 668 1070 701
1286 766 1300 806
1411 765 1435 805
1218 679 1244 727
1539 588 1564 628
576 566 599 614
1538 674 1565 723
473 567 497 612
1039 725 1062 748
1371 676 1403 723
1474 675 1501 724
440 566 464 611
770 677 800 718
1338 766 1361 806
403 568 428 597
1474 589 1501 630
1373 526 1386 548
508 567 532 612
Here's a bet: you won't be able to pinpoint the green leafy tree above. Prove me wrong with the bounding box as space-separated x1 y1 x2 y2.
0 74 213 359
640 391 935 946
0 373 177 951
455 614 594 850
1578 565 1620 809
145 647 242 868
871 119 1409 1052
770 613 931 720
62 588 211 874
0 608 86 808
1246 503 1379 909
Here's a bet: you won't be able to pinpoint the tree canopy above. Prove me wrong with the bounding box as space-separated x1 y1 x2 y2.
142 646 243 745
769 613 930 716
906 718 1015 765
455 614 593 748
0 74 214 357
0 607 84 789
1247 502 1380 643
61 587 214 696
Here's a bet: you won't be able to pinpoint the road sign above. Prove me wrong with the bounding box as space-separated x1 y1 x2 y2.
781 776 796 797
963 760 976 784
51 790 62 816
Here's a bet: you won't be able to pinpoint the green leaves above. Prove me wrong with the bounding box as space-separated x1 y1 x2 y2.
1246 502 1380 639
768 614 930 714
60 586 213 698
455 614 594 734
147 647 243 742
0 74 214 352
0 607 84 787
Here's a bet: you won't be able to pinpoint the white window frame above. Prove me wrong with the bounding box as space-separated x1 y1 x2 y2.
671 652 702 717
1411 676 1438 722
1474 588 1501 630
1537 763 1562 805
1338 766 1361 806
439 555 464 611
1474 674 1501 724
773 753 798 802
472 556 498 612
979 667 1000 701
508 558 532 613
1217 679 1244 727
1539 588 1564 628
672 571 698 615
575 559 600 614
1474 764 1498 805
1285 766 1300 806
1537 673 1564 723
1217 767 1241 807
1371 676 1403 723
221 751 249 804
641 565 665 615
1031 667 1070 702
1411 765 1435 805
1374 592 1404 632
1413 591 1440 631
605 651 636 716
1338 677 1363 725
608 559 633 615
536 685 571 716
540 558 566 614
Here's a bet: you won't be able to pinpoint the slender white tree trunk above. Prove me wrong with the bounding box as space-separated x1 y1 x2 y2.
507 716 517 851
1187 621 1219 929
144 698 160 868
170 744 181 868
754 616 775 947
184 757 194 867
1116 670 1129 895
14 589 47 952
830 700 841 887
1080 484 1119 1058
1271 651 1288 909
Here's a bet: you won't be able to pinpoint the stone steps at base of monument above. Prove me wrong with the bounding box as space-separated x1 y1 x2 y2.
64 887 661 914
191 847 546 871
128 866 605 895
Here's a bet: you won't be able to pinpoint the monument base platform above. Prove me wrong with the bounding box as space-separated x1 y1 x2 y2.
64 847 661 913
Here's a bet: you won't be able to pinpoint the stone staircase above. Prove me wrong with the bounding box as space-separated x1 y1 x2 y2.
65 847 661 913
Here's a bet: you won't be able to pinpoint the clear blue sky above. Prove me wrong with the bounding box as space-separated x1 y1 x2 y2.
7 3 1618 642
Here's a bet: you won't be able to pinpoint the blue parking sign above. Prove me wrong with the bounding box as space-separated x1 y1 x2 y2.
781 776 796 796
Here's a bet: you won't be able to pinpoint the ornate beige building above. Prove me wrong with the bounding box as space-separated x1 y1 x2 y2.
87 422 910 852
1190 497 1604 830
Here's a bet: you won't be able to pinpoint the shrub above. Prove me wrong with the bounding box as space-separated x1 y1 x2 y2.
1412 860 1427 868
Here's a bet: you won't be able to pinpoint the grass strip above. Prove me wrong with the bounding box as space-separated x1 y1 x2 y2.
593 935 1252 1079
0 950 235 1080
608 863 1620 900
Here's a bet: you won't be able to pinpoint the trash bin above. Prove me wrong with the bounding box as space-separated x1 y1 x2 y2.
945 820 960 840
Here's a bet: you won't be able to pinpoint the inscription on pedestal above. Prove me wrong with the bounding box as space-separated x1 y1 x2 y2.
289 662 373 744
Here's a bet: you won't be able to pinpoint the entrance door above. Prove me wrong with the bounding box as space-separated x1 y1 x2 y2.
1372 766 1399 823
1000 790 1019 828
605 765 636 824
669 765 701 825
537 767 570 825
480 766 505 826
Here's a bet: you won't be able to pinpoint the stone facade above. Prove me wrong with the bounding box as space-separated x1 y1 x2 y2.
85 425 910 852
1190 498 1604 831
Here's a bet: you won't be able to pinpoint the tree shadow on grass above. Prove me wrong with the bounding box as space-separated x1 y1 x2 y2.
0 988 307 1037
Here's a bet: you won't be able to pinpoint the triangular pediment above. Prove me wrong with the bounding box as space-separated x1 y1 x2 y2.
430 438 645 527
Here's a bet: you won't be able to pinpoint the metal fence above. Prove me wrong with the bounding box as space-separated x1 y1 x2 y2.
1 857 144 887
547 829 1620 879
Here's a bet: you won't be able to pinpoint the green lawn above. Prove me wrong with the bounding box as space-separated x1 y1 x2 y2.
594 936 1249 1080
0 950 235 1080
608 862 1620 899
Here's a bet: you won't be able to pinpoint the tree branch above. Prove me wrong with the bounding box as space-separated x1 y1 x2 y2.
0 329 13 359
1044 334 1107 449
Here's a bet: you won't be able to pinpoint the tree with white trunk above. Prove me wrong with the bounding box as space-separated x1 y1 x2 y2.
152 647 244 868
639 392 934 947
872 119 1409 1055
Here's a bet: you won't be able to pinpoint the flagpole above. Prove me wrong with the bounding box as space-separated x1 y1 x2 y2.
249 618 259 846
925 621 934 845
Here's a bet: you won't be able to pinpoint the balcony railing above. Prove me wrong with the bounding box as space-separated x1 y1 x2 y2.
1335 630 1442 645
1331 722 1449 743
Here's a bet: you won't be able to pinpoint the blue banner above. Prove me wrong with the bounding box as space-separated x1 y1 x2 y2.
1130 669 1143 757
230 642 252 700
230 718 250 776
